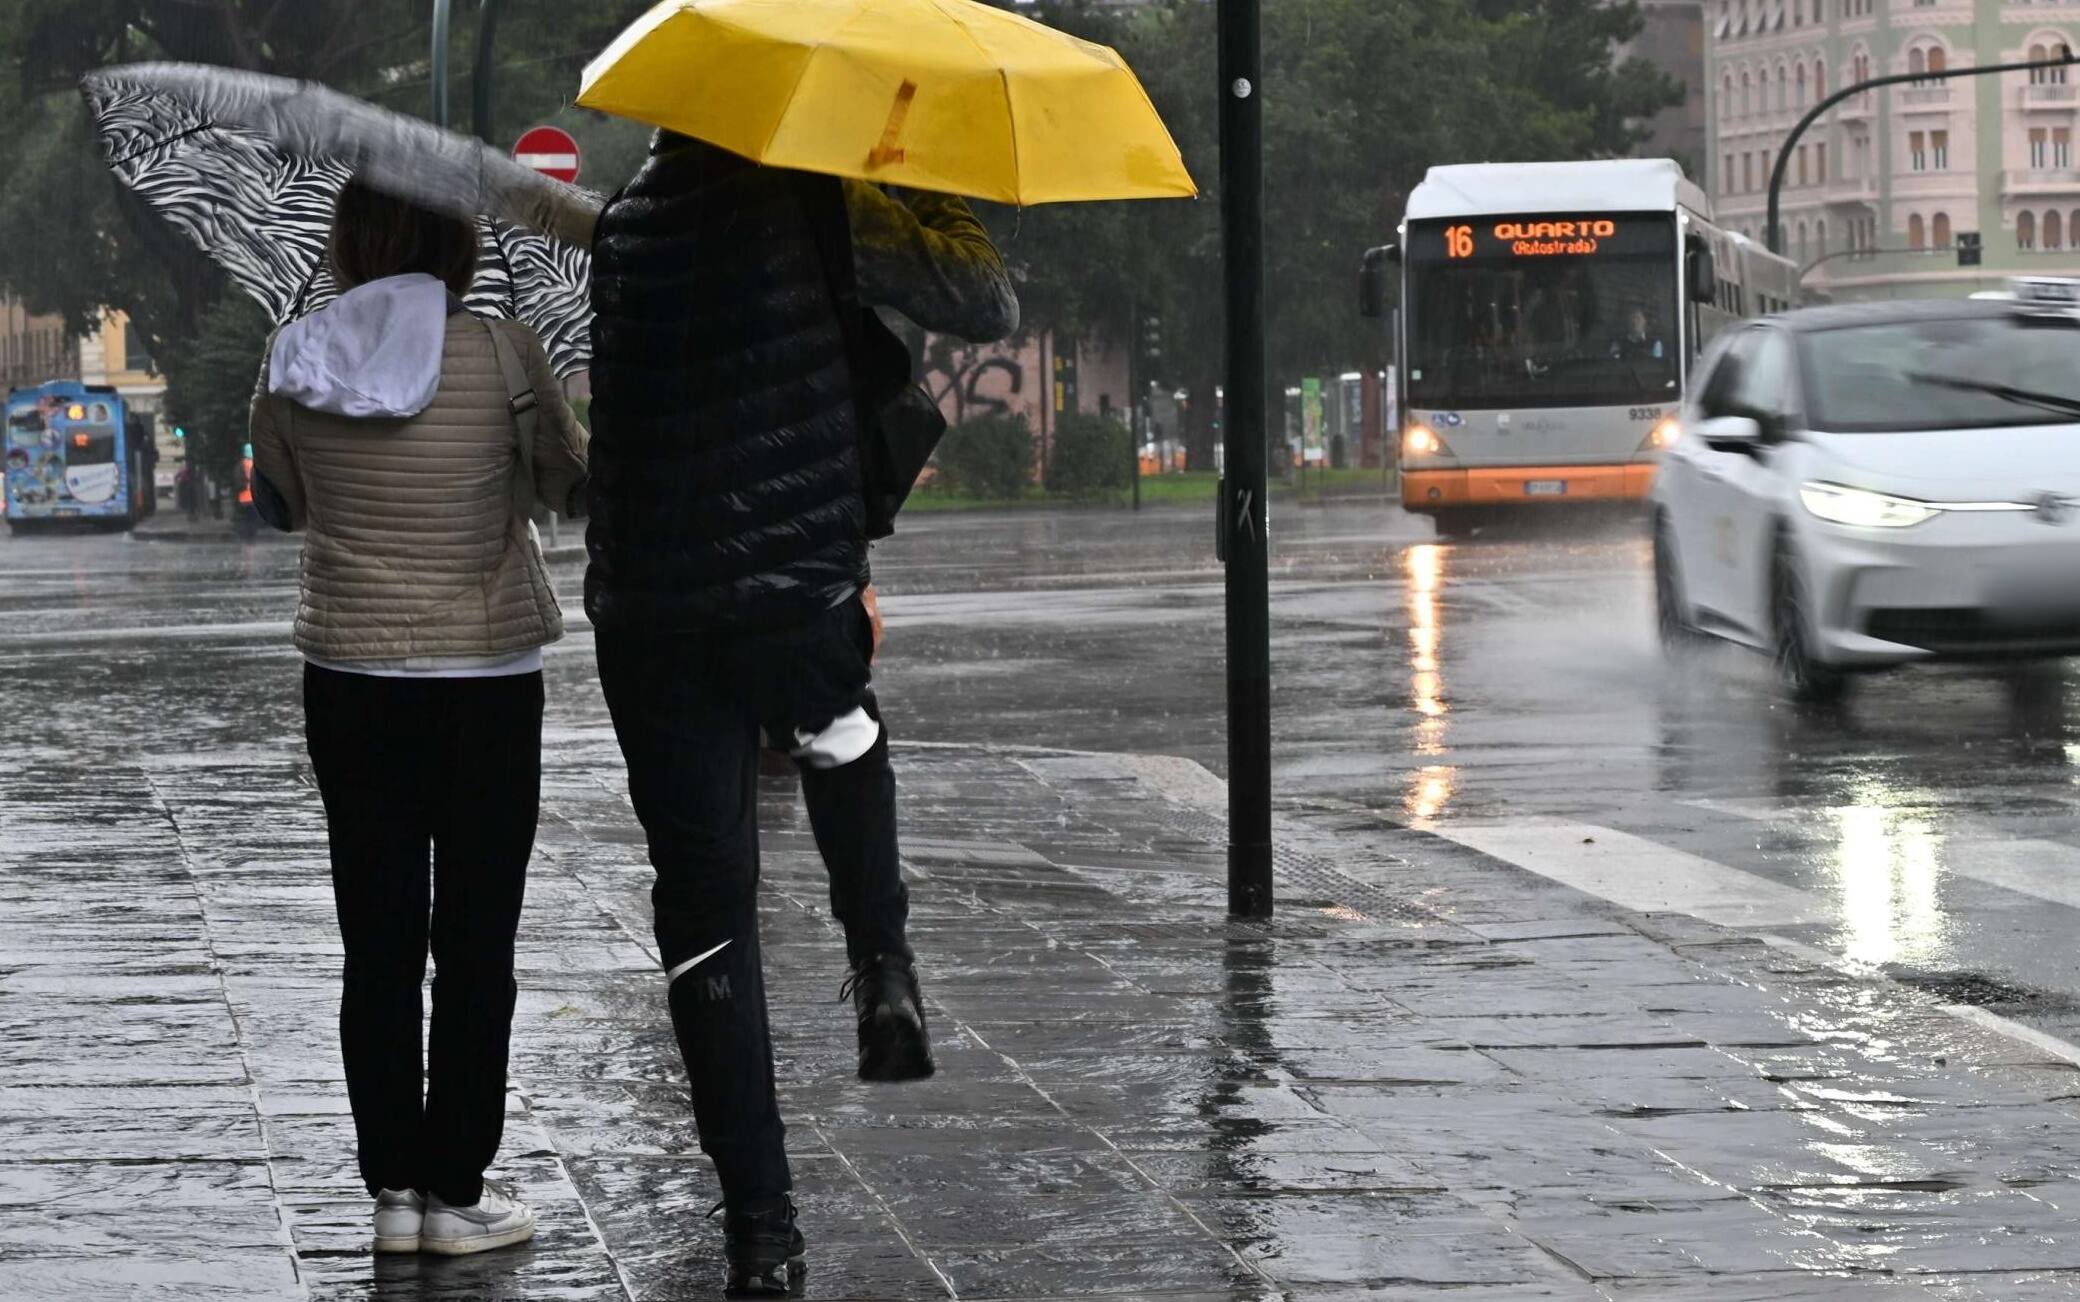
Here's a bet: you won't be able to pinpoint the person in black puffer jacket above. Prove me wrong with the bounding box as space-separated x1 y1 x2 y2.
587 131 1014 1295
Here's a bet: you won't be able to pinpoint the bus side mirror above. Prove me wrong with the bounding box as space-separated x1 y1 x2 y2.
1687 243 1718 304
1359 244 1399 319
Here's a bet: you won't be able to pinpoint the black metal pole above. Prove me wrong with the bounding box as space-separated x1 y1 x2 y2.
431 0 453 126
1219 0 1272 919
471 0 505 145
1127 297 1142 512
1768 46 2074 253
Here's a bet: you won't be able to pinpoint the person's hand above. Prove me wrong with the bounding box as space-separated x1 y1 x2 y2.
862 584 885 662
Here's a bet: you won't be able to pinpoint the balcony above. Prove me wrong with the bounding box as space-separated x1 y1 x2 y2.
1899 85 1952 109
1825 175 1879 204
2003 168 2080 196
1835 95 1874 123
1891 168 1975 196
2023 82 2078 107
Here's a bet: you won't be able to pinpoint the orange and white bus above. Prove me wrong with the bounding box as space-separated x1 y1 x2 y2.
1365 159 1797 535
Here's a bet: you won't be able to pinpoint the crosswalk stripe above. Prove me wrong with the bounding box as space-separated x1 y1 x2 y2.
1436 821 1829 928
1684 798 2080 914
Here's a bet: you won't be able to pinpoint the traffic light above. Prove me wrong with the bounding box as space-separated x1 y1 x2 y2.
1139 312 1163 365
1957 231 1982 266
172 426 186 441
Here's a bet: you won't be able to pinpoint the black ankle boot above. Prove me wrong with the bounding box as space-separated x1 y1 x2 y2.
718 1194 805 1296
841 953 935 1082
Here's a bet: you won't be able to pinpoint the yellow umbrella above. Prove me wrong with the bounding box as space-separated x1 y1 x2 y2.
576 0 1196 206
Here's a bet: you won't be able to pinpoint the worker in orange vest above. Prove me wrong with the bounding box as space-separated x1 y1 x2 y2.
234 446 258 540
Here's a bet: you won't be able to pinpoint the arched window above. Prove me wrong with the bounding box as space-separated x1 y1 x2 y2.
2070 209 2080 244
1797 221 1810 261
1742 70 1753 115
2048 210 2065 250
1812 0 1822 21
2021 209 2038 250
1928 46 1947 75
1909 48 1926 76
1722 72 1735 118
1933 212 1953 247
1815 59 1826 96
1817 219 1828 254
2029 42 2069 85
1796 62 1809 105
1908 213 1926 249
1778 63 1791 109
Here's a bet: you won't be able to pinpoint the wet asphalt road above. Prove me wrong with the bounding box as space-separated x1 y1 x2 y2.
16 500 2080 1044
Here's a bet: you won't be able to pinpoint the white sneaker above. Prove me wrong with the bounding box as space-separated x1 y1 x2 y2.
373 1188 425 1254
420 1179 537 1256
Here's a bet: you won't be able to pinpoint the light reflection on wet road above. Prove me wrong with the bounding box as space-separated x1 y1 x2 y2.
15 507 2080 1038
868 505 2080 1043
18 507 2080 1293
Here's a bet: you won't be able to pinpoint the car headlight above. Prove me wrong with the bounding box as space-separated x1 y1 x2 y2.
1799 481 1939 528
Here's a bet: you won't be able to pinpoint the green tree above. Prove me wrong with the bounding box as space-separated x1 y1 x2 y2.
0 0 652 481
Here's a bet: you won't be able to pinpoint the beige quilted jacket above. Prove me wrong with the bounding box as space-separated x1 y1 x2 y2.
249 312 588 664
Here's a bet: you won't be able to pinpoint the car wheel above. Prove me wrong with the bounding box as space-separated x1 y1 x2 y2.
1653 516 1701 654
1771 533 1848 705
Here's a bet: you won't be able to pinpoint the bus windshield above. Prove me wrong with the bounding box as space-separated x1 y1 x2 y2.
1406 214 1680 411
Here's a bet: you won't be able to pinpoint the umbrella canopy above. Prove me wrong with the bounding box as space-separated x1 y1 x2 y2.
577 0 1196 206
80 63 601 377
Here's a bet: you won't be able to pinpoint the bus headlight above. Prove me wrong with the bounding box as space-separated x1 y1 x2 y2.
1405 423 1449 458
1644 417 1681 450
1799 481 1938 528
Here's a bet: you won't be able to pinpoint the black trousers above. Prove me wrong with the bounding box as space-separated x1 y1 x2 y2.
304 665 542 1207
596 598 911 1200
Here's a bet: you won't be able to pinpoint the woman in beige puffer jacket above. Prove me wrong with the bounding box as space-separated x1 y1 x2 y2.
248 182 585 1259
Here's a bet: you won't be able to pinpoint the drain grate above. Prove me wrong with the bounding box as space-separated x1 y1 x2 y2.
1159 806 1444 926
1884 966 2076 1014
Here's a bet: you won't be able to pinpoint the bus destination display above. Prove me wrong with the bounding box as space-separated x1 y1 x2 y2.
1417 215 1671 262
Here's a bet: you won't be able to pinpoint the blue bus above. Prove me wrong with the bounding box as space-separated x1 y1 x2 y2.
4 382 157 532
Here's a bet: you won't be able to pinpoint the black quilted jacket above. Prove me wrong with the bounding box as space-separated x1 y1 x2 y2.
585 136 866 633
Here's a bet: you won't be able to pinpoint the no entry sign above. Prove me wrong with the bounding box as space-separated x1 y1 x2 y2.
513 126 581 184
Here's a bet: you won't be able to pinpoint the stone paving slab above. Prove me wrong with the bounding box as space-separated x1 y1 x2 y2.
11 739 2080 1298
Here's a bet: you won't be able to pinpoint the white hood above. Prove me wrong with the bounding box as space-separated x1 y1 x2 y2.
268 273 452 420
1811 425 2080 500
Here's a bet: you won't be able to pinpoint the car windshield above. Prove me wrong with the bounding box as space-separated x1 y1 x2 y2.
1801 313 2080 432
1406 216 1680 411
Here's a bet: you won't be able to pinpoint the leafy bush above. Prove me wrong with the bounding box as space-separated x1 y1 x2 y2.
1045 411 1132 499
933 413 1034 500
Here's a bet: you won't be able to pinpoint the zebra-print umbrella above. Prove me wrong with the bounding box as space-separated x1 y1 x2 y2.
80 63 601 378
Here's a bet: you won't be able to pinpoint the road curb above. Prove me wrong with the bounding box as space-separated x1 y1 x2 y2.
129 526 293 546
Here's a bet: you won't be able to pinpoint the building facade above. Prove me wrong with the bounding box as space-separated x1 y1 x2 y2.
1709 0 2080 298
1631 0 1711 172
0 299 79 394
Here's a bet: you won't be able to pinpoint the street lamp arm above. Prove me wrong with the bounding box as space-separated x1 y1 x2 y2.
1767 44 2076 253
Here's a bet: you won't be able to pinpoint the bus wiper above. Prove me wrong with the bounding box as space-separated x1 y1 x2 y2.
1904 371 2080 420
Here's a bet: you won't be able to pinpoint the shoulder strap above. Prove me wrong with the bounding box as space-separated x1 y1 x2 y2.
483 318 547 525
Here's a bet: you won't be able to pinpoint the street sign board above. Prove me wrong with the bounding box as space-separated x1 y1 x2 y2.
513 126 581 184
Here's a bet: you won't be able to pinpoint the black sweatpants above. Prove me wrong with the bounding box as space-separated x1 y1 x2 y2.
595 598 911 1200
304 665 543 1207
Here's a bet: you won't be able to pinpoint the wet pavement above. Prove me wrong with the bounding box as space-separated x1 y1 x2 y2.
13 505 2080 1296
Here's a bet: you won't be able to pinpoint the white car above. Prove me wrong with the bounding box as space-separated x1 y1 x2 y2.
1652 299 2080 701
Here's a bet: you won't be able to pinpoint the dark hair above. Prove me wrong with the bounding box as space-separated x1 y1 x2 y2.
327 180 477 296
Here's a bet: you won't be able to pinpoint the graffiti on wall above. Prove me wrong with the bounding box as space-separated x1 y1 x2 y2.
922 345 1027 424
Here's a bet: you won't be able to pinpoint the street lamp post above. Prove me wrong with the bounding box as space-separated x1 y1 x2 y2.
1218 0 1273 919
472 0 506 144
1768 45 2075 254
431 0 453 127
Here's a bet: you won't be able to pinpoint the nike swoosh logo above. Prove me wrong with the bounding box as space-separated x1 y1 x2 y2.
665 939 732 983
